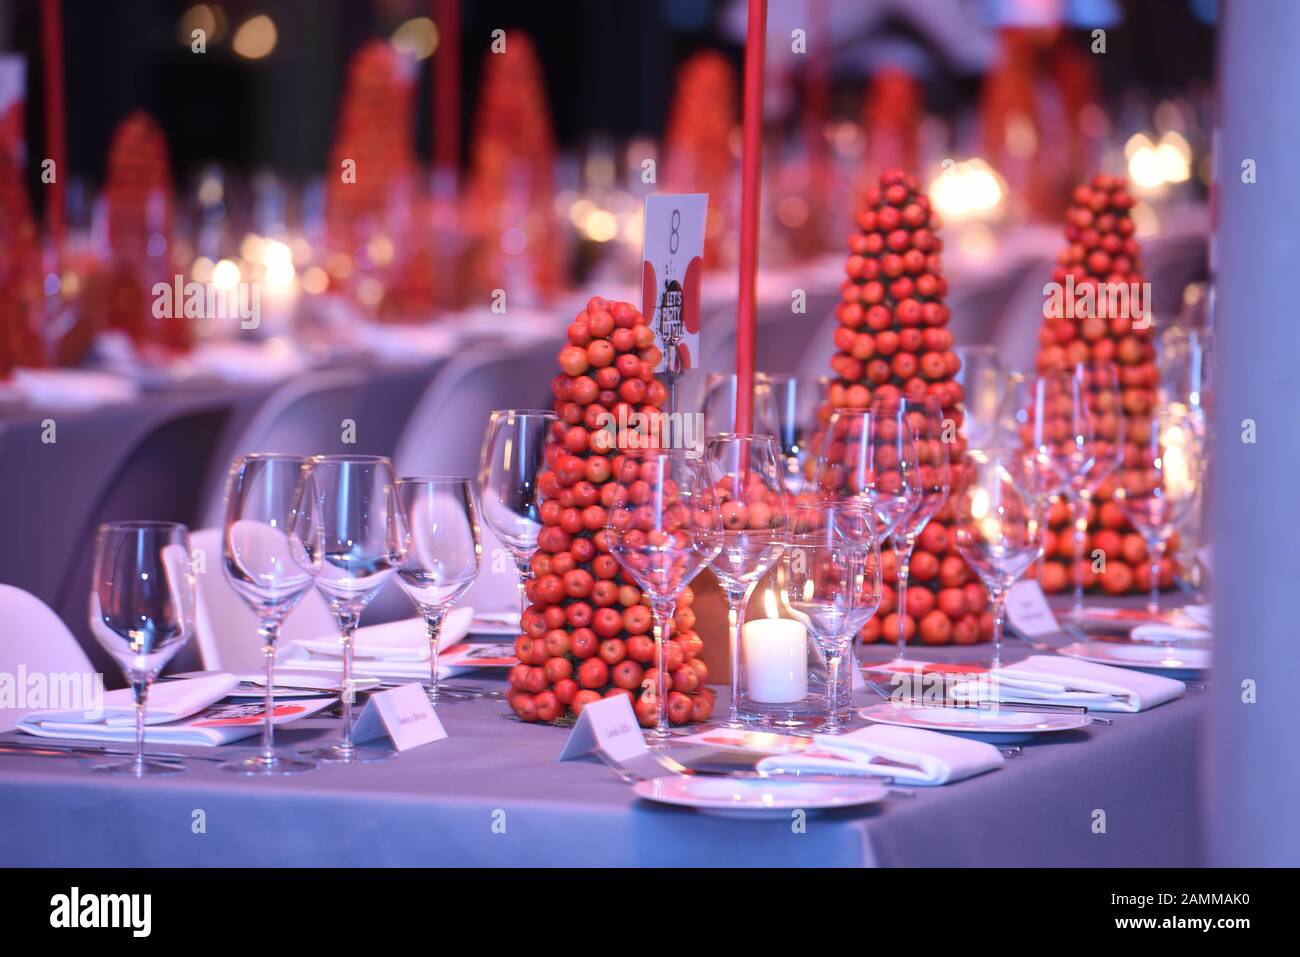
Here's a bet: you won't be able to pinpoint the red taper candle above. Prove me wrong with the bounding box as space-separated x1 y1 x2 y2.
40 0 66 242
735 0 767 435
433 0 460 174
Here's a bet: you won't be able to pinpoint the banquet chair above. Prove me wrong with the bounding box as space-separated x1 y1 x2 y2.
0 584 97 732
189 528 338 674
197 368 372 530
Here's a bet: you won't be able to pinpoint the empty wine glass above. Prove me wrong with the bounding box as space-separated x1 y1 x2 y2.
701 372 781 439
88 521 196 776
478 409 557 627
814 407 920 539
605 448 721 744
1064 361 1125 619
954 345 1006 449
394 476 481 703
782 502 881 734
220 454 317 775
294 454 399 764
1003 371 1095 500
953 449 1048 669
874 396 951 663
703 433 791 728
758 373 828 495
1113 409 1202 614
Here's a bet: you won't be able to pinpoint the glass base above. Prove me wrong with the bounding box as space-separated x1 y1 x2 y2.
220 753 317 775
298 743 396 764
92 758 185 777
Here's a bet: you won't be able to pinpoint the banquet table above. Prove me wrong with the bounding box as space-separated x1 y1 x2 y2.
0 637 1201 868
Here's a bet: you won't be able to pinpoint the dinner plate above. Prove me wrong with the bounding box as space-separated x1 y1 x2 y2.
857 701 1092 736
632 775 887 818
1057 640 1210 672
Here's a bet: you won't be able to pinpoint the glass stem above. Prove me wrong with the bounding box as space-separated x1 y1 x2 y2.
425 610 446 702
825 653 843 732
1071 491 1090 617
724 586 748 726
1148 539 1166 615
894 535 914 659
131 677 148 776
989 589 1007 671
338 610 361 754
515 557 532 631
650 602 674 739
259 620 280 764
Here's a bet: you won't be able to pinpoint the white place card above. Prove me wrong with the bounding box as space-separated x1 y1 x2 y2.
1006 580 1063 639
641 193 708 377
558 694 648 763
351 683 447 752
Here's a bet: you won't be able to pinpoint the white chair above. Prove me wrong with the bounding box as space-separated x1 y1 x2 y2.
190 528 338 673
0 584 97 732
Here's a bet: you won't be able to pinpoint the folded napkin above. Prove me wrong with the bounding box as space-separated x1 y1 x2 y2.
756 725 1004 787
11 368 139 409
13 674 333 747
190 340 307 384
285 607 472 661
1130 623 1213 646
1182 604 1213 629
952 655 1184 713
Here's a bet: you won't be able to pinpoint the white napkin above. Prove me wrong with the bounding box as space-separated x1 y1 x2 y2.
17 674 236 735
190 340 307 383
757 725 1004 786
1181 604 1213 629
286 608 471 661
953 655 1185 713
353 322 457 362
10 368 139 409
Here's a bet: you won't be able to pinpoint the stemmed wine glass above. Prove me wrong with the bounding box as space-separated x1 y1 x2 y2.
703 433 791 728
605 448 721 745
701 372 781 438
953 449 1048 669
478 409 557 627
814 407 920 540
394 476 482 703
294 454 399 763
874 396 951 663
756 372 828 495
781 502 882 734
1004 371 1095 503
88 521 196 776
1064 362 1125 619
1113 409 1202 614
954 345 1006 449
220 454 317 775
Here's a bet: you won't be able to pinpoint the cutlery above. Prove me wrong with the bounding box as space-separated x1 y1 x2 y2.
0 741 225 764
864 681 1113 726
595 750 916 798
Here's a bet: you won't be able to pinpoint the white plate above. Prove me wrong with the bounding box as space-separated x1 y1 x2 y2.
857 701 1092 735
632 775 887 818
1057 640 1210 672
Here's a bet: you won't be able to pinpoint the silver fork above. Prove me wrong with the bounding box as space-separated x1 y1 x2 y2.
864 679 1112 727
595 750 917 797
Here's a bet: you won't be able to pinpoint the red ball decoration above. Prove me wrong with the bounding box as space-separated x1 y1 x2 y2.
508 297 714 726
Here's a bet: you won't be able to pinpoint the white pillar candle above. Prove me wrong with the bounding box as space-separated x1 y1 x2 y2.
742 618 808 704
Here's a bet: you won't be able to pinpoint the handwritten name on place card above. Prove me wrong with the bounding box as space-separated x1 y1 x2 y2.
352 683 447 751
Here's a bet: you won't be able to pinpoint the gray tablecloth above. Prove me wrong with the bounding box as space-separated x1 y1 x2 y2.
0 639 1201 867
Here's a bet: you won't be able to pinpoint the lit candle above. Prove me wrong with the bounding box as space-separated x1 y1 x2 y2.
742 618 808 704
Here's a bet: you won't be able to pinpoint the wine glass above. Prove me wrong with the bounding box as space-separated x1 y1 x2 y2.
814 407 920 539
874 396 951 663
954 345 1006 449
701 372 781 439
394 476 481 703
88 521 196 776
219 454 317 775
1113 409 1202 614
605 448 721 745
1064 361 1126 619
1003 371 1095 500
294 454 400 764
703 433 791 728
758 372 828 495
953 449 1048 669
478 409 557 627
782 502 882 734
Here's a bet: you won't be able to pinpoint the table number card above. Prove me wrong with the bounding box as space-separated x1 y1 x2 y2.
558 694 648 763
351 683 447 752
1006 580 1064 639
641 194 707 380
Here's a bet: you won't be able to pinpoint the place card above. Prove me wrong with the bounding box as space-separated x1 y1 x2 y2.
641 193 707 377
351 683 447 752
1005 580 1063 639
558 694 648 763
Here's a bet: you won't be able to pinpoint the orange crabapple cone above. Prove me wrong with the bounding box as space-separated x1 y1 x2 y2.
507 297 713 727
1029 173 1177 596
818 169 991 647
